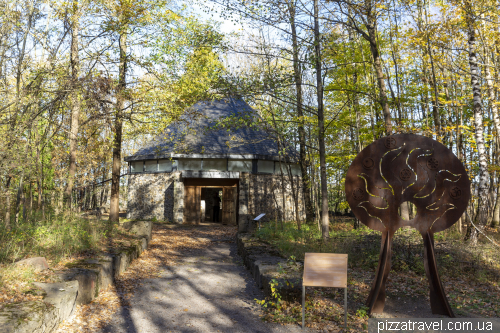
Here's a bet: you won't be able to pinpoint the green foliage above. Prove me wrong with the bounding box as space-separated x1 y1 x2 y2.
355 306 369 319
0 213 107 264
255 220 499 287
269 278 282 310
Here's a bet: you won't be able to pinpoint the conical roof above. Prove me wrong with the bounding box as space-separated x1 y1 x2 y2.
124 98 297 162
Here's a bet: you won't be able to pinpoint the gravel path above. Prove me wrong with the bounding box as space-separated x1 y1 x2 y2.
102 240 312 333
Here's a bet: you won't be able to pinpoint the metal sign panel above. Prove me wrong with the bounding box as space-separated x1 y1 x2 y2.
254 213 266 221
303 253 348 288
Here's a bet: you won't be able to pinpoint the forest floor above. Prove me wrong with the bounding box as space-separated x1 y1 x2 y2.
1 219 498 332
55 223 312 333
254 220 500 332
0 221 142 310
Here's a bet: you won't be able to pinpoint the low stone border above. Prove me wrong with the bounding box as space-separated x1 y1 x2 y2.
236 233 303 301
0 221 152 333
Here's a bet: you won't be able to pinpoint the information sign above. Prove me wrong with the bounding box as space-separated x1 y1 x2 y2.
302 253 348 329
254 214 266 229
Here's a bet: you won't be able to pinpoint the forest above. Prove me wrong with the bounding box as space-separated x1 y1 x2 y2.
1 0 499 251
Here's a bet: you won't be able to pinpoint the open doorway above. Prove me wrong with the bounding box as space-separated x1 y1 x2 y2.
201 188 222 223
183 178 238 225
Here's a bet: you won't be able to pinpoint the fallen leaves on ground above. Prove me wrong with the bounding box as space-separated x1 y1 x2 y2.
55 224 237 333
0 223 144 311
256 222 500 333
0 265 61 310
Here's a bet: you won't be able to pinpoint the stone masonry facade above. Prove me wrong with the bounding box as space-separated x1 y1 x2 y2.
238 173 306 232
127 172 305 232
127 172 180 221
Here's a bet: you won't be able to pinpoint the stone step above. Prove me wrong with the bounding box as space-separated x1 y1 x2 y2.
0 222 152 333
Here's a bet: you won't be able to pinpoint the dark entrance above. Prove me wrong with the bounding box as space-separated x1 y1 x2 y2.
183 178 239 225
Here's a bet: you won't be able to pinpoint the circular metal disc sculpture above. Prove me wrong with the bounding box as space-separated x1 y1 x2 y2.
345 134 470 317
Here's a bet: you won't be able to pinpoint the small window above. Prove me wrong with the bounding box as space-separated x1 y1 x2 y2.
228 159 252 172
145 160 157 172
130 161 143 173
257 160 274 174
178 159 202 171
158 159 173 172
274 161 285 174
274 162 301 176
203 158 227 171
289 164 301 176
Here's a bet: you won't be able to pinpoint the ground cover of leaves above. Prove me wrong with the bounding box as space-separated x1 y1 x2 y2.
0 224 143 311
255 222 500 332
54 223 237 333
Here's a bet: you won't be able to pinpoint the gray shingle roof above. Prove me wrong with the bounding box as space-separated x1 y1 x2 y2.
124 98 298 162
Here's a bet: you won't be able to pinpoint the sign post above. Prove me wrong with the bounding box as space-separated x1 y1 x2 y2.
302 253 348 330
253 213 266 230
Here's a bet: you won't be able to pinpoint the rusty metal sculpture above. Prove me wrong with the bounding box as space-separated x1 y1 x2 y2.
345 134 470 317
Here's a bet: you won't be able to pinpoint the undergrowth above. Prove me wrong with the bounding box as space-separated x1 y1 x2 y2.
0 212 110 264
253 220 500 330
255 220 500 285
0 210 143 309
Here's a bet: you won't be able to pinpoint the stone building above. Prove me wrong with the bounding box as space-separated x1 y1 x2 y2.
124 98 305 232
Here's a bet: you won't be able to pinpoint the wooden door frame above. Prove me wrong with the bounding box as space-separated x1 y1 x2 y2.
183 186 201 225
222 186 237 225
181 179 239 225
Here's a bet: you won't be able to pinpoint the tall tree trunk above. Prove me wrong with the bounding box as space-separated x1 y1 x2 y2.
22 185 26 222
64 0 81 208
16 3 33 97
492 136 500 228
109 29 127 223
427 54 441 135
15 173 24 225
388 10 402 126
484 48 500 228
400 202 410 220
29 181 33 218
314 0 330 241
493 174 500 228
455 81 464 233
279 156 287 223
287 167 301 229
466 15 490 244
287 1 314 223
5 176 11 229
365 2 392 134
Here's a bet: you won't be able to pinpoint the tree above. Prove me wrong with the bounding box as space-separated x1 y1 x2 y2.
64 0 83 208
462 1 490 244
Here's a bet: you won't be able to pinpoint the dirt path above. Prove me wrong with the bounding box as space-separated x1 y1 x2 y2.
102 241 310 333
56 224 311 333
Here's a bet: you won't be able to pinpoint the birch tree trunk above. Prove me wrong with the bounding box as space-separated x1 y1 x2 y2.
466 15 490 244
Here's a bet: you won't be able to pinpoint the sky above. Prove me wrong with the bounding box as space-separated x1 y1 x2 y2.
191 1 244 35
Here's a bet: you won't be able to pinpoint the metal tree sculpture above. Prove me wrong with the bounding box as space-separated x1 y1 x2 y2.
345 134 470 317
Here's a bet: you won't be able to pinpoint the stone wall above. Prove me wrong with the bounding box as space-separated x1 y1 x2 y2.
127 171 305 227
127 172 180 221
239 173 306 232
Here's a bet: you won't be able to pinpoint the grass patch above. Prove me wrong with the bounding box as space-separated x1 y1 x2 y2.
255 221 500 284
0 211 143 310
0 213 107 264
253 220 500 330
